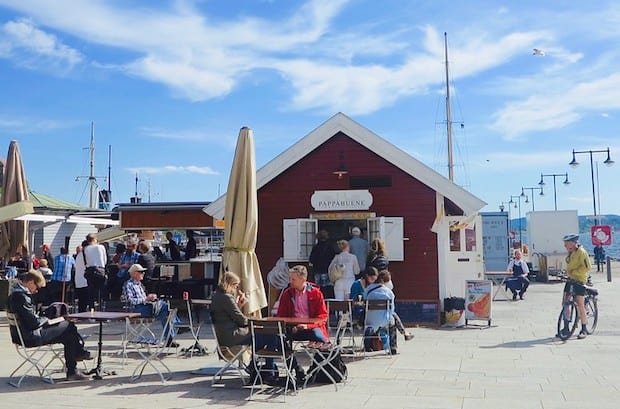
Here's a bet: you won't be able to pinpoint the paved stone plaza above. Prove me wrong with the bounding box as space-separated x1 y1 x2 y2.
1 266 619 409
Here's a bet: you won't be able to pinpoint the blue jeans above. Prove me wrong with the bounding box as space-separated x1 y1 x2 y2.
131 301 180 339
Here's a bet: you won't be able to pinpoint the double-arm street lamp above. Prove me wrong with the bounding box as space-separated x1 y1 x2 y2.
569 148 614 220
509 194 526 249
521 186 544 212
538 172 570 211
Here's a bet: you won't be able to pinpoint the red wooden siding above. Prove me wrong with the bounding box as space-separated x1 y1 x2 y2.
120 209 213 229
256 132 440 301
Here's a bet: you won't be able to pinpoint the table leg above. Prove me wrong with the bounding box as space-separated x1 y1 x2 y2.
86 321 116 379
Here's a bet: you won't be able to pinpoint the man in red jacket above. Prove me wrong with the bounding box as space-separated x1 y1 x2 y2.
276 265 328 383
276 265 329 343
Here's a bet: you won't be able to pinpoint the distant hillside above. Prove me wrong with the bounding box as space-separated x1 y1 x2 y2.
510 214 620 233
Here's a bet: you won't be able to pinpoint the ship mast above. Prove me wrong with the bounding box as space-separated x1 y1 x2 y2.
76 122 107 209
444 32 454 182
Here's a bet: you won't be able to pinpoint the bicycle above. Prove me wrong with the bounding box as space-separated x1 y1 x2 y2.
556 275 599 340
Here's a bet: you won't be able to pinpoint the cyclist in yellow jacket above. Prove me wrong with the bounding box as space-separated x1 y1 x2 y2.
561 234 591 339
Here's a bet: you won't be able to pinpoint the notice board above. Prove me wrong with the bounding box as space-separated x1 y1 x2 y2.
394 300 440 326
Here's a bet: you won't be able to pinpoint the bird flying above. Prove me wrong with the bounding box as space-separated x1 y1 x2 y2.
533 48 545 56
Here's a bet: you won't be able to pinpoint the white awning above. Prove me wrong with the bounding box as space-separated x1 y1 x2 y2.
66 216 119 226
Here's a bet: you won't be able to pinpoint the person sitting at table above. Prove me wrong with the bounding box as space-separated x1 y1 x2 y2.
7 269 92 381
505 249 530 301
349 266 379 326
122 264 180 347
211 271 279 381
364 270 399 354
276 265 329 383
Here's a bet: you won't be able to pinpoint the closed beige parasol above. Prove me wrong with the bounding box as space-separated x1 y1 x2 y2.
0 140 30 262
221 127 267 315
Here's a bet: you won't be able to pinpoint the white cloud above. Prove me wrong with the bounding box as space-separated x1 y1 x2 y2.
490 73 620 139
0 116 79 133
126 166 219 175
0 18 82 70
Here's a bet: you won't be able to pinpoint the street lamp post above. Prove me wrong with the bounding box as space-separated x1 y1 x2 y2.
538 172 570 211
521 186 544 212
569 148 614 221
509 194 526 250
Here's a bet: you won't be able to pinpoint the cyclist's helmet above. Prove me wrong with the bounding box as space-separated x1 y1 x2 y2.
562 233 580 243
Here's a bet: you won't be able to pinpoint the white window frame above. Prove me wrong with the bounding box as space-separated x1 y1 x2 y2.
367 216 404 261
283 218 317 261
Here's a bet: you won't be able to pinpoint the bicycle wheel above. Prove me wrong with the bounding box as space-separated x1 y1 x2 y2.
556 302 578 340
584 296 598 334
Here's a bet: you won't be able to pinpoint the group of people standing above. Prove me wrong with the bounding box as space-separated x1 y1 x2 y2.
309 227 413 354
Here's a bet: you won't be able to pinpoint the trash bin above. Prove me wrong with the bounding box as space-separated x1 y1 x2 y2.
444 297 465 327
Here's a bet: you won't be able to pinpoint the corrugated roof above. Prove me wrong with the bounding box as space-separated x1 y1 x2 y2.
28 190 91 211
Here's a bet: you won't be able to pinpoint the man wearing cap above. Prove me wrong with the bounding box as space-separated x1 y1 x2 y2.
122 264 180 347
348 226 369 274
7 269 92 381
560 233 592 339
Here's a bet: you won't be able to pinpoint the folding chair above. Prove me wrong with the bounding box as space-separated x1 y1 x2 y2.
326 300 357 355
126 308 178 382
249 319 297 402
363 299 393 357
6 312 65 388
210 321 251 386
303 312 349 390
120 316 156 365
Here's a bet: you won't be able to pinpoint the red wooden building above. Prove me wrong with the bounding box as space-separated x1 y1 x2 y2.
206 113 486 320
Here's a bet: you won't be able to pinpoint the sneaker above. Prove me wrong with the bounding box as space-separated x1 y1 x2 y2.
66 371 89 381
556 328 570 338
166 339 180 348
76 350 93 361
519 294 524 300
512 293 517 301
404 332 414 341
390 349 399 355
577 331 587 339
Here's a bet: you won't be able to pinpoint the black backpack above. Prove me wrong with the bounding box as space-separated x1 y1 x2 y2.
42 302 69 319
308 350 347 383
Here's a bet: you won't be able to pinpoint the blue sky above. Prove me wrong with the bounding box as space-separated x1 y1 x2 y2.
0 0 618 218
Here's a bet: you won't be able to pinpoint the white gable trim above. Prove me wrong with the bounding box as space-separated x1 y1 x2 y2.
205 112 486 219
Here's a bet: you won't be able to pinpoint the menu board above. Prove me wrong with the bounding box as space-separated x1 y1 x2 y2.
464 280 493 324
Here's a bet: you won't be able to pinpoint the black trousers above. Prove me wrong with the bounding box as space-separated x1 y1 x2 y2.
75 287 90 312
39 321 82 374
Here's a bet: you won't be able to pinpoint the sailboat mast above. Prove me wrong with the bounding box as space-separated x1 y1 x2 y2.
444 32 454 182
88 121 97 208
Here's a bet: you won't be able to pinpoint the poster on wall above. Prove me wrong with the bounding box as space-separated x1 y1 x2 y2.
465 280 493 326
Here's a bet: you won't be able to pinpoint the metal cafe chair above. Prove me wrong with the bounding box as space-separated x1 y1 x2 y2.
363 299 394 357
302 312 349 390
126 308 178 383
325 300 358 355
249 319 297 402
6 312 65 388
210 321 251 386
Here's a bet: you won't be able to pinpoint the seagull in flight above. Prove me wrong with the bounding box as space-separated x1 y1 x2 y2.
533 48 545 56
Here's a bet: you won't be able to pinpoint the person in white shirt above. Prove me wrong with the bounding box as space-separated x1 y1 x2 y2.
329 240 360 300
82 233 108 308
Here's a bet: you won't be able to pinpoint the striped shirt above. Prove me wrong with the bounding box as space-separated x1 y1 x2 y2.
51 254 75 282
122 278 147 307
